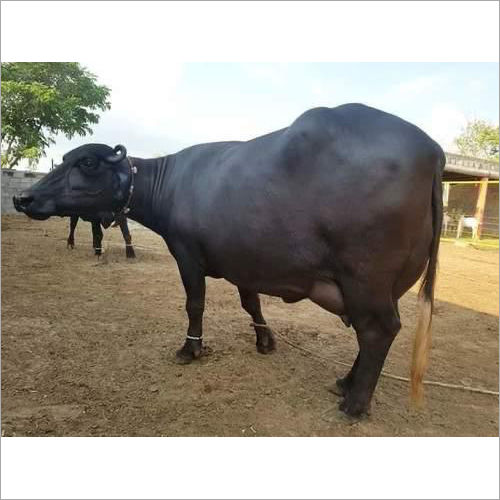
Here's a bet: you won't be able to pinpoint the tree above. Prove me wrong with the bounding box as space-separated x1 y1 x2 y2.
454 119 499 161
1 62 111 169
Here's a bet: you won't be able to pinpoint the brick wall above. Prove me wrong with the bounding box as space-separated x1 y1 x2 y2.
1 170 46 214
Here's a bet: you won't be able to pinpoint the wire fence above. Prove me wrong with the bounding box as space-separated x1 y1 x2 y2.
441 180 499 248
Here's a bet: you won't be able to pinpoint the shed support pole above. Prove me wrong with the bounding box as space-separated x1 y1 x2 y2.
474 177 489 240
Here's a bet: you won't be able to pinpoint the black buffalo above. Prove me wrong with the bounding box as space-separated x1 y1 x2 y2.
66 213 136 258
13 104 444 416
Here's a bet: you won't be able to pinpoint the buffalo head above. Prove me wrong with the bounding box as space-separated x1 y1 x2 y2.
13 144 130 220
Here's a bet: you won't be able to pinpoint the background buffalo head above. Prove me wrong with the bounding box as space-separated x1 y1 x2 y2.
13 144 130 220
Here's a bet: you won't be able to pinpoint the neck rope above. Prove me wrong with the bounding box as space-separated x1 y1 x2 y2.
114 157 137 219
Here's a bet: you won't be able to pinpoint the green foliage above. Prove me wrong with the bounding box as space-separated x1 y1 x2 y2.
1 62 111 169
454 119 499 161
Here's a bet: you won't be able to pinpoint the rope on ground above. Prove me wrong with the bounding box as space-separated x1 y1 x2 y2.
64 237 166 255
274 331 499 397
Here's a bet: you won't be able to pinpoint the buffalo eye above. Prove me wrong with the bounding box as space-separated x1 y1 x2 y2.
79 158 100 175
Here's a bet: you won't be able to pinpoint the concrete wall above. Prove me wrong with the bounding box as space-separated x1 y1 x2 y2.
1 170 45 214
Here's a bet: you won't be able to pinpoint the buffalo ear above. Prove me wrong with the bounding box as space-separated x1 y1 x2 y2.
105 144 127 164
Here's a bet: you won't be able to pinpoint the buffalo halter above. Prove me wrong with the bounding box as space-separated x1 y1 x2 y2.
114 156 137 219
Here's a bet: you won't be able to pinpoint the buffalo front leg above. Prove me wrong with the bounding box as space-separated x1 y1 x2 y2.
91 221 103 257
118 217 136 258
175 258 206 365
238 288 275 354
67 215 78 248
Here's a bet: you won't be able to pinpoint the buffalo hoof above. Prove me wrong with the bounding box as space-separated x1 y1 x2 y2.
126 246 136 259
338 396 370 418
256 331 276 355
67 241 74 249
94 249 102 257
175 343 210 365
256 342 276 355
175 349 197 365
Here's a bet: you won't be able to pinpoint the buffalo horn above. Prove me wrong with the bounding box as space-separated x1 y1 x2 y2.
105 144 127 164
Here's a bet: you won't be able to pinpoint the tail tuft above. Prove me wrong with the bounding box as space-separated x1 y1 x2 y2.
410 152 444 405
411 296 432 405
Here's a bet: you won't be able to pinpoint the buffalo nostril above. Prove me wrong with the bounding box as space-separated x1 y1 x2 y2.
13 194 34 211
20 194 33 205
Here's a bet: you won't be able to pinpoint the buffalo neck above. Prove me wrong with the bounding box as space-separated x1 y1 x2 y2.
124 154 173 234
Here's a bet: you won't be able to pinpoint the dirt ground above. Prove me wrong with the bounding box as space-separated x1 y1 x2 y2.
1 215 498 436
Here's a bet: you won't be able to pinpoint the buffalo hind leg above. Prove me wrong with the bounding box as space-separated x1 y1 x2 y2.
91 220 103 257
238 287 275 354
174 250 206 364
332 303 397 397
118 217 136 258
338 304 401 417
67 215 78 248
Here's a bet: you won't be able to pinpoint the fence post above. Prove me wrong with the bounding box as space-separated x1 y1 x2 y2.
474 177 489 240
442 182 450 209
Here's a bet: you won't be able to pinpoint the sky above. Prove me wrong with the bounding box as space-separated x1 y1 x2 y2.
32 62 499 171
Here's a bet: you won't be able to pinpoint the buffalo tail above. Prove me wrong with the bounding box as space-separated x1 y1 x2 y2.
411 154 444 405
